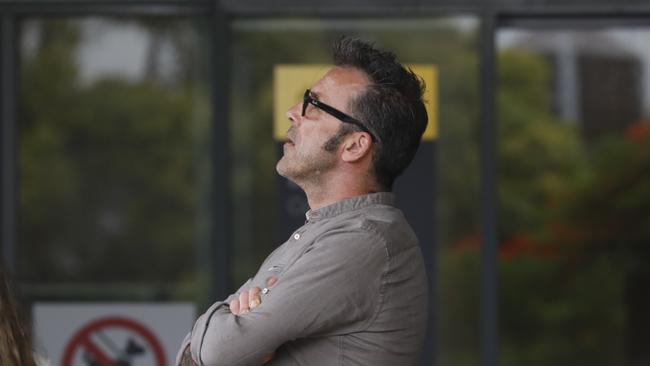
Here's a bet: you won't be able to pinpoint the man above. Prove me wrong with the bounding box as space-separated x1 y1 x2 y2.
177 37 428 366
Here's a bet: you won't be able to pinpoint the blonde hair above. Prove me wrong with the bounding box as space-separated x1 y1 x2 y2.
0 266 37 366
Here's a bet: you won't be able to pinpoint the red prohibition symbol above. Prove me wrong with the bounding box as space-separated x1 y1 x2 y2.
62 316 166 366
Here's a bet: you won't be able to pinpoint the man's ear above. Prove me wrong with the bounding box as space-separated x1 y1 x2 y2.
341 132 373 163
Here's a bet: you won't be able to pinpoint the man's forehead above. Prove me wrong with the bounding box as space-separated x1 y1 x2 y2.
310 67 370 96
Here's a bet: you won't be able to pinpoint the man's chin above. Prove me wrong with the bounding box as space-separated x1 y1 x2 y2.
276 162 302 183
275 160 289 178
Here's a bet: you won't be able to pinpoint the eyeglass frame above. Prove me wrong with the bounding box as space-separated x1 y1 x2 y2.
302 89 379 143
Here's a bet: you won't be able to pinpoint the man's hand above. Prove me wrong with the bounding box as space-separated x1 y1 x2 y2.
179 344 197 366
229 276 278 315
180 343 272 366
227 277 278 365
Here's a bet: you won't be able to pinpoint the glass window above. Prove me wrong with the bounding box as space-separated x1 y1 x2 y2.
497 26 650 365
230 17 481 365
18 17 213 304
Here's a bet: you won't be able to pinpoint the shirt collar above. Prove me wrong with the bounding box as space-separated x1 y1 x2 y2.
305 192 395 222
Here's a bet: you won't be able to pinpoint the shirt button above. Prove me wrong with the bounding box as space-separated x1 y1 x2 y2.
293 233 301 240
262 288 269 294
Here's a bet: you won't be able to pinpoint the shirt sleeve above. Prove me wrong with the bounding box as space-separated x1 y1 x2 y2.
175 278 252 366
189 226 387 366
174 333 191 365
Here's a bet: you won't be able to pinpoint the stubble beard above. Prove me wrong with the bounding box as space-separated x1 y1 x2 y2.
276 125 351 190
276 142 337 188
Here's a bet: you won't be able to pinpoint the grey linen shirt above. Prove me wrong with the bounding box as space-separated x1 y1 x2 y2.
177 192 428 366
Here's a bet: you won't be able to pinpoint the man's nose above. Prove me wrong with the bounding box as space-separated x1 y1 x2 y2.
286 102 302 125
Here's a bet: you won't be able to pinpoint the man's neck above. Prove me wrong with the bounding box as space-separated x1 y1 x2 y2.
299 172 379 210
307 190 374 211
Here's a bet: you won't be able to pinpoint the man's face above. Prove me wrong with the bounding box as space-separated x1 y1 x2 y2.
276 67 370 183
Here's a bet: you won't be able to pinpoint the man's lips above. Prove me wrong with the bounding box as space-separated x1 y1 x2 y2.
283 136 295 148
285 128 296 144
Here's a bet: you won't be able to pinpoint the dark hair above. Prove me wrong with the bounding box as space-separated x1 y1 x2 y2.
332 37 428 190
0 266 37 366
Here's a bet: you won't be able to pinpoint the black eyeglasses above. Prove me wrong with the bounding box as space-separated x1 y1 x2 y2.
302 89 379 143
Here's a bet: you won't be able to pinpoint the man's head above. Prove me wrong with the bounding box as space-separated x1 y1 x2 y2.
276 37 427 191
332 37 428 190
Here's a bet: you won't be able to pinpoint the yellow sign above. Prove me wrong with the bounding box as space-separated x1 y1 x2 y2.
273 64 438 141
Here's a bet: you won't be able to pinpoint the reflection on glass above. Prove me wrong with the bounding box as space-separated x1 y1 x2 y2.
18 17 212 302
231 18 480 366
498 28 650 365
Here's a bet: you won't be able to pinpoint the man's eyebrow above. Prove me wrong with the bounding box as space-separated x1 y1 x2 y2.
309 90 321 100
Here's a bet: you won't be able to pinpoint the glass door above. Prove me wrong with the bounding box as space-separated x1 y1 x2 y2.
17 16 214 304
229 17 482 366
497 22 650 366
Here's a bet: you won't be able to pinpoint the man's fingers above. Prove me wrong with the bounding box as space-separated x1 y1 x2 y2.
230 278 278 316
229 298 240 315
267 276 278 288
249 287 261 309
239 291 250 313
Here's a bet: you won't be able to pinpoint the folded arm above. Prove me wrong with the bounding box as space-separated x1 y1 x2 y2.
181 228 384 366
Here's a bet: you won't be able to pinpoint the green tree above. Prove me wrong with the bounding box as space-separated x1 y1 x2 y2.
19 19 210 301
495 49 649 366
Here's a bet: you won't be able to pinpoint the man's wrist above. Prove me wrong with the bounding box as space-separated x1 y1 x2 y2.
179 344 197 366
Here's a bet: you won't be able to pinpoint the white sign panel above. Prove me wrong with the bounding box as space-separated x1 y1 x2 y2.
33 303 195 366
